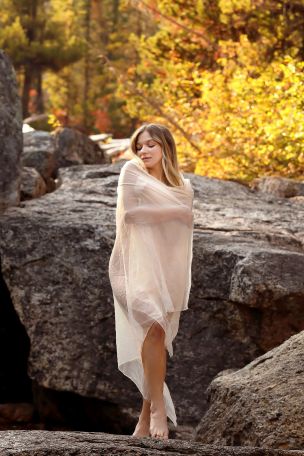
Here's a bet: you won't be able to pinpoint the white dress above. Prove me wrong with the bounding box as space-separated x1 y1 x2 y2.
108 157 194 426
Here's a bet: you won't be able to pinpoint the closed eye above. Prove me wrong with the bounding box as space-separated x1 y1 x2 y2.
136 142 156 150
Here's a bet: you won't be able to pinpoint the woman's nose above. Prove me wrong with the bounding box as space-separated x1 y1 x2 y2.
140 146 149 154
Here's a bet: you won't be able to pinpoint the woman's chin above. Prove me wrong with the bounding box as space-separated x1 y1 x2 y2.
142 161 152 168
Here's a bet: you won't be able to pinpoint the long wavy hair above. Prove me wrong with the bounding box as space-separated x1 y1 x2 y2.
129 123 184 187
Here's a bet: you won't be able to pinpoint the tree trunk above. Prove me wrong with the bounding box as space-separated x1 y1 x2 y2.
35 68 44 114
22 66 32 119
83 0 92 133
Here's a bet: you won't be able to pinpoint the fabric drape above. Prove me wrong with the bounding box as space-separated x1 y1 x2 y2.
108 157 194 427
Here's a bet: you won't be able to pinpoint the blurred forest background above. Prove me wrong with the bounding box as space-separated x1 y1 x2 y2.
1 0 304 182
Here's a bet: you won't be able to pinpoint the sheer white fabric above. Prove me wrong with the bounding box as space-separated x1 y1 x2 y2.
108 157 194 427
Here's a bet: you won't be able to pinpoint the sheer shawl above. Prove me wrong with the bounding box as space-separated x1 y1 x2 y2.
108 157 194 427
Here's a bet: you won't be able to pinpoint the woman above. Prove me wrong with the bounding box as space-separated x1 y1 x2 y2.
108 123 194 440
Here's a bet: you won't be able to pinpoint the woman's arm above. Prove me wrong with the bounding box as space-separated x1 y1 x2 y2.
118 163 193 226
124 204 193 226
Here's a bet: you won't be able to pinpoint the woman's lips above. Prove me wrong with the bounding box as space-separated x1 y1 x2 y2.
142 157 151 161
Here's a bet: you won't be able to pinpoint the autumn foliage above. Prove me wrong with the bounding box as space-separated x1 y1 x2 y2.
1 0 304 182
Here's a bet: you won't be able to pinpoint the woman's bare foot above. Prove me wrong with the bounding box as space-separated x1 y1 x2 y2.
132 400 151 437
132 417 150 437
149 399 169 439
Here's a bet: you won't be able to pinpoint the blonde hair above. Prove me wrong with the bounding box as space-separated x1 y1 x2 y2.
130 123 184 187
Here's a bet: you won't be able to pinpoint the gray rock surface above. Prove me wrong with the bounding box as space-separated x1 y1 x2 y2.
0 161 303 430
195 331 304 450
0 50 22 211
0 430 303 455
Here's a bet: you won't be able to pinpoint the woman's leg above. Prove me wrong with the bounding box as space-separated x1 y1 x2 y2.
132 397 151 437
141 321 168 439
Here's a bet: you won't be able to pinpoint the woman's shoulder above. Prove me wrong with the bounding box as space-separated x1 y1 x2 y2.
121 158 142 172
118 158 142 185
119 158 138 174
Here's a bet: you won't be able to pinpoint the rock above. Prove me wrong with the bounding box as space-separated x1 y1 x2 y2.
21 129 110 192
20 167 47 200
250 176 304 198
23 113 51 132
22 131 57 181
228 250 304 351
0 50 22 212
44 177 57 193
0 162 303 431
23 123 35 133
30 380 133 434
0 263 32 405
0 430 303 455
89 133 112 142
0 403 34 424
289 196 304 205
97 138 131 159
52 127 109 168
195 331 304 449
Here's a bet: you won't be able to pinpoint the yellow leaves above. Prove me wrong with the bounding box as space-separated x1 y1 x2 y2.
0 16 28 49
117 1 304 182
192 51 304 181
219 0 251 15
48 114 61 129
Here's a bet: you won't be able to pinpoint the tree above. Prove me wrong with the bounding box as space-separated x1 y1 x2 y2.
115 0 304 181
0 0 84 117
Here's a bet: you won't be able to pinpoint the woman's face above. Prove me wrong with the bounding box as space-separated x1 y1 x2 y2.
135 130 163 169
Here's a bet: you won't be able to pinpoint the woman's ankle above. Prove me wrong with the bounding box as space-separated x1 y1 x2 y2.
150 397 166 413
138 411 150 422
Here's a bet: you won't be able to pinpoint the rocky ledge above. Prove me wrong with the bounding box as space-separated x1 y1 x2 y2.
0 431 303 456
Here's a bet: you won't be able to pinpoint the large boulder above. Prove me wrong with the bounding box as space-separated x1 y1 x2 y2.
0 161 303 432
52 127 110 167
195 330 304 450
22 131 57 182
0 50 22 211
21 128 110 198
